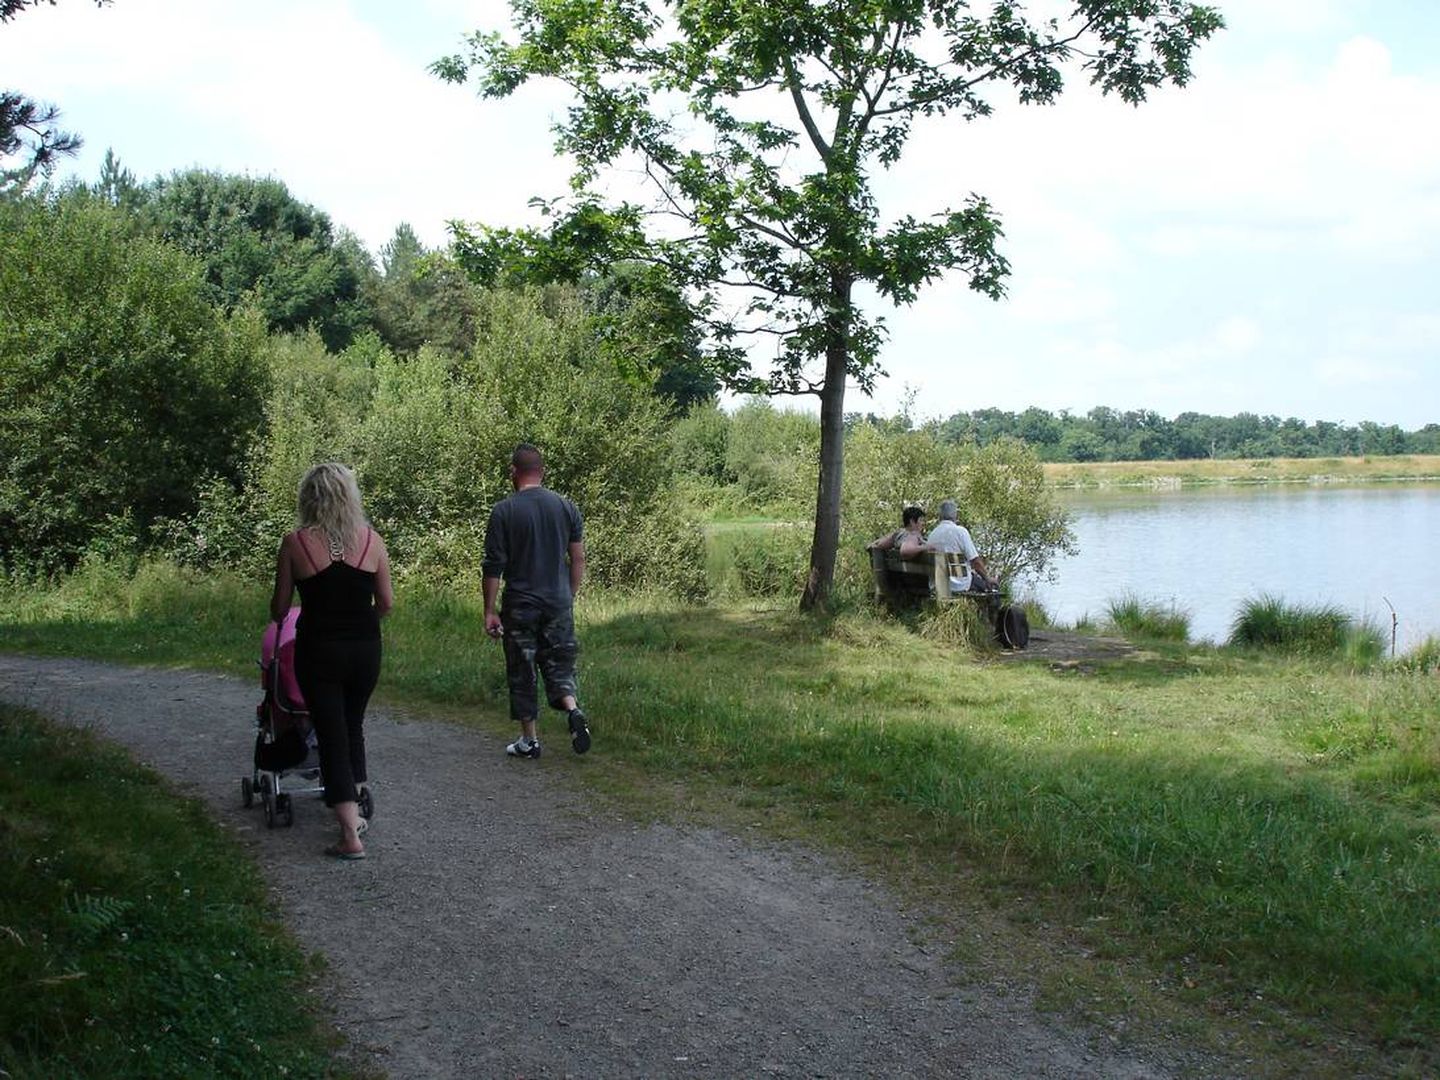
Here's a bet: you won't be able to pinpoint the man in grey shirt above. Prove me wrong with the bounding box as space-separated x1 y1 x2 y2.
482 443 591 758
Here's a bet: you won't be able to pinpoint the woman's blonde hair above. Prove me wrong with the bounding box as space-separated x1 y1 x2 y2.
296 463 368 556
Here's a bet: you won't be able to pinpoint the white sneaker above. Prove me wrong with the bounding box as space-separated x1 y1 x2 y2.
506 736 542 759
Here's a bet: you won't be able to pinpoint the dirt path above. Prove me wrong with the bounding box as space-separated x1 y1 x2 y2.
0 654 1212 1078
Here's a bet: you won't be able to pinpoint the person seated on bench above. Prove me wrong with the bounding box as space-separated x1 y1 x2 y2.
927 499 998 594
867 505 930 559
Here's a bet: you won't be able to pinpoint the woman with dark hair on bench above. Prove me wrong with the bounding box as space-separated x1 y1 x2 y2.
867 505 931 559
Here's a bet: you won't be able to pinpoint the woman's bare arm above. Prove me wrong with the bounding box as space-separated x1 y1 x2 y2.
373 533 394 618
269 535 296 622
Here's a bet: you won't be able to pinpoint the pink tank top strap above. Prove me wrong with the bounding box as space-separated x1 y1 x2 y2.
293 529 322 575
355 527 374 566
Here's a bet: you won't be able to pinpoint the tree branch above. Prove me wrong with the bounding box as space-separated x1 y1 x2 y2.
782 56 832 163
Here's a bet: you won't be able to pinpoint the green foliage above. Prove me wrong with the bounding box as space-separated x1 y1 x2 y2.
1341 621 1388 670
159 286 705 594
670 401 732 486
0 704 340 1077
138 169 375 350
953 436 1075 582
583 261 719 410
724 400 819 512
0 195 268 572
368 223 481 356
0 89 79 193
1105 592 1191 642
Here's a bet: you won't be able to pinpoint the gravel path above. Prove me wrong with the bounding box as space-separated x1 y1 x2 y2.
0 654 1210 1078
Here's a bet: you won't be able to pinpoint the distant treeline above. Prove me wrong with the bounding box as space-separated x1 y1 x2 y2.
914 407 1440 462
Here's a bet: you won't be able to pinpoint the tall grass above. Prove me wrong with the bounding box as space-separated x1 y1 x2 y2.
1230 594 1386 667
1104 593 1191 642
0 704 346 1078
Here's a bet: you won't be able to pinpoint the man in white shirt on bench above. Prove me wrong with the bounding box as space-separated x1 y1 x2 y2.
926 500 998 594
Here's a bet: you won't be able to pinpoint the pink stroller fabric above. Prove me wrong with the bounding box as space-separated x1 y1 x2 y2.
261 607 305 709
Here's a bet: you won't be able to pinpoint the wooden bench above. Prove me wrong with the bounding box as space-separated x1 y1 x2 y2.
868 549 1029 648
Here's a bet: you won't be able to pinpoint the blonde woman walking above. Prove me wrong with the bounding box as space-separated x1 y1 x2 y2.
270 463 393 859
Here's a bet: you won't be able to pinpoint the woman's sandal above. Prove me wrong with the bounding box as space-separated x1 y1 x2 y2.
326 844 366 860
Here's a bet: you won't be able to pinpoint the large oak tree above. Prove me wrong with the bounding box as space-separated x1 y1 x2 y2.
436 0 1223 609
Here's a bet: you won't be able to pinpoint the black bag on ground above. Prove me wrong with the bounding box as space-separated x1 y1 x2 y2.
995 604 1030 649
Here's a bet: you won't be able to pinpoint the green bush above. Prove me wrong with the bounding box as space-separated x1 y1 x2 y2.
670 400 732 485
160 286 705 594
955 436 1076 582
0 195 268 572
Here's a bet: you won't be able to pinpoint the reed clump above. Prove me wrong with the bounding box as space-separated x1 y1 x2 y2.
1230 594 1385 665
1105 592 1191 642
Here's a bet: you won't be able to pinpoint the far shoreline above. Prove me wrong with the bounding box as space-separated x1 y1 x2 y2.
1043 453 1440 490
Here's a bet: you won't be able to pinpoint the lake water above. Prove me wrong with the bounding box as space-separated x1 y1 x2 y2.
1030 483 1440 652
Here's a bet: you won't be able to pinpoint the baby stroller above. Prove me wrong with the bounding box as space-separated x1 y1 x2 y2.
240 608 375 827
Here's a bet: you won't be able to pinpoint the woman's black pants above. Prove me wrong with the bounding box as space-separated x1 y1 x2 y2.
295 635 381 806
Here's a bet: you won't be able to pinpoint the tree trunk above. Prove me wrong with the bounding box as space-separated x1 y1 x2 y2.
800 275 852 612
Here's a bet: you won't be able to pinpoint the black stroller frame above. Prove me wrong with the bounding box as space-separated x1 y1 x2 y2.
241 652 324 828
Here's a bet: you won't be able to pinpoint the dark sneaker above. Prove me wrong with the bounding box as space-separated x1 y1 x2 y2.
568 709 591 754
506 736 542 759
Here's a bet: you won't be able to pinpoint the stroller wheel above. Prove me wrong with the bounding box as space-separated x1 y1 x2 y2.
241 776 254 808
277 793 294 827
357 785 374 821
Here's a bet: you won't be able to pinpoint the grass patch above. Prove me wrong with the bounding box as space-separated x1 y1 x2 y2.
5 561 1440 1070
1105 593 1191 642
0 703 352 1078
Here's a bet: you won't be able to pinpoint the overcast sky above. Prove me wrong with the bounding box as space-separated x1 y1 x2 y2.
4 0 1437 429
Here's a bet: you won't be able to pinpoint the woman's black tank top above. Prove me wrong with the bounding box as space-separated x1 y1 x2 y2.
294 531 381 642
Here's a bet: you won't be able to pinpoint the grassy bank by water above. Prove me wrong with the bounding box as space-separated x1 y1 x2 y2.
0 702 353 1078
4 561 1440 1074
1045 454 1440 489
